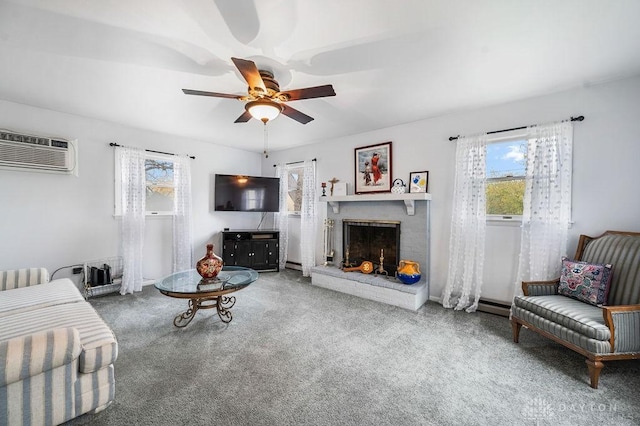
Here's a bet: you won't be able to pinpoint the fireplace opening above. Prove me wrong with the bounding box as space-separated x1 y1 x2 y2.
342 220 400 275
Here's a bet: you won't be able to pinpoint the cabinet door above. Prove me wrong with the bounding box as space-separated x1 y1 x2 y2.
266 240 279 270
249 240 279 270
250 241 270 270
234 241 253 268
222 240 236 266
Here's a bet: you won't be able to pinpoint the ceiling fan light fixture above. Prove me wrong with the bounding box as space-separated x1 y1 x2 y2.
183 57 334 125
246 99 283 123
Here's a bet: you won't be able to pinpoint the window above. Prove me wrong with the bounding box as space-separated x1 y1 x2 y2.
115 152 177 216
286 166 304 214
145 157 175 214
485 139 526 218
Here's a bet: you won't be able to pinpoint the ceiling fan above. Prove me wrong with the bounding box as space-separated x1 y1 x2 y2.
182 57 336 125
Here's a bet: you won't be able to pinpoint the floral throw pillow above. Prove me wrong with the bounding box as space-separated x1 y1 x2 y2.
558 257 613 306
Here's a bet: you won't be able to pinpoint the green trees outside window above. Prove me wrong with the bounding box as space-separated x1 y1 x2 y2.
486 179 525 215
486 140 526 217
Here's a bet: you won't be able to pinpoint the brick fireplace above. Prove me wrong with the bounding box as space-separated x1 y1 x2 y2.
311 194 431 311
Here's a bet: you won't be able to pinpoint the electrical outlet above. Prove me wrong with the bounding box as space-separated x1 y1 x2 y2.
72 267 83 274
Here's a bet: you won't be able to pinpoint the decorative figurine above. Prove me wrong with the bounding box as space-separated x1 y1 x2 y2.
321 182 327 196
391 178 407 194
328 177 339 196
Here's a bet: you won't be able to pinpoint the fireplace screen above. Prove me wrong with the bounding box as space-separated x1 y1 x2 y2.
342 220 400 275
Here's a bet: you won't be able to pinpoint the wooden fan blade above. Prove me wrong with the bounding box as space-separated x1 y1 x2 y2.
281 104 314 124
231 57 266 93
280 85 336 101
234 110 253 123
182 89 242 99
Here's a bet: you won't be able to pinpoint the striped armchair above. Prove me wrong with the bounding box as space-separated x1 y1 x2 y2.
511 231 640 389
0 268 117 425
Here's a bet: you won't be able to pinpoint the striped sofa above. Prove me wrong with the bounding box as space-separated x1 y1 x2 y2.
0 268 118 425
511 231 640 389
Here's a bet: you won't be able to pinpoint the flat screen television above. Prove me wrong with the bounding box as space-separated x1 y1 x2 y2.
214 174 280 212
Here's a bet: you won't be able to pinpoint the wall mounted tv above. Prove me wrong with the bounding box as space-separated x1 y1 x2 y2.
214 174 280 212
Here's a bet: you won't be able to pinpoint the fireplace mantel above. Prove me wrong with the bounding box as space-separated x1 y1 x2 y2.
320 193 431 215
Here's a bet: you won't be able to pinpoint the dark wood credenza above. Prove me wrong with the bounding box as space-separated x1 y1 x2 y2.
222 230 279 272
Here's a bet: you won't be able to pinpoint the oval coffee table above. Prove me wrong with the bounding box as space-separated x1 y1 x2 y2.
155 266 258 327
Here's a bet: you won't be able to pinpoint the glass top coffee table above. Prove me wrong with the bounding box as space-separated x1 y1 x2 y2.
155 266 258 327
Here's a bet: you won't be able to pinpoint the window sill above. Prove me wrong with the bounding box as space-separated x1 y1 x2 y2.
486 216 522 227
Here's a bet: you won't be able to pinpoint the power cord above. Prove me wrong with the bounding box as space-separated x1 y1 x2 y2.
257 212 268 230
50 264 84 279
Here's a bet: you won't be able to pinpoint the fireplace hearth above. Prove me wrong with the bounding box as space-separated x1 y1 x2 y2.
342 219 400 275
313 195 430 310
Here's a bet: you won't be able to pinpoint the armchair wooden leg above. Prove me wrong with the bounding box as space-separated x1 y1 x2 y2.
511 319 522 343
586 359 604 389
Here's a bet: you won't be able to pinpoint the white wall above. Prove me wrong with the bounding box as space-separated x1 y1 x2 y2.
0 99 264 281
263 75 640 303
286 217 302 265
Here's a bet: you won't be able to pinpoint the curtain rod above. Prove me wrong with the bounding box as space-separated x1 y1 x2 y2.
273 158 317 167
448 115 584 142
109 142 195 159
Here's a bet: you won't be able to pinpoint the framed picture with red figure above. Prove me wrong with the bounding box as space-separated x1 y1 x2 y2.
354 141 392 194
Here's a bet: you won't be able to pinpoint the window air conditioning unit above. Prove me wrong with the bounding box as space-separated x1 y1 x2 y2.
0 129 76 174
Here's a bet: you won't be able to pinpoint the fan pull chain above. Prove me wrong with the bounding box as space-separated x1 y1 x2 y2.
263 123 269 158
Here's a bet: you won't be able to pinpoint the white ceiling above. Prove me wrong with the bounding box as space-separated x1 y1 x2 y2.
1 0 640 153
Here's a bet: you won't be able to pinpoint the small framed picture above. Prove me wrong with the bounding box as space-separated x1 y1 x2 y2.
354 141 392 194
409 171 429 193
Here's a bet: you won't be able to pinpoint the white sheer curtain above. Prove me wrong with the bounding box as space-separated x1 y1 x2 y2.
172 154 193 272
441 133 488 312
118 147 146 294
513 121 573 294
275 165 289 270
300 160 317 277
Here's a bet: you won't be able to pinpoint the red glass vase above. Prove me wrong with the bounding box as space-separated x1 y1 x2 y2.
196 244 223 280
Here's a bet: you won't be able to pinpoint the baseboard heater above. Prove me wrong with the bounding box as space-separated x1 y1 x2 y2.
285 261 302 271
477 299 511 317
